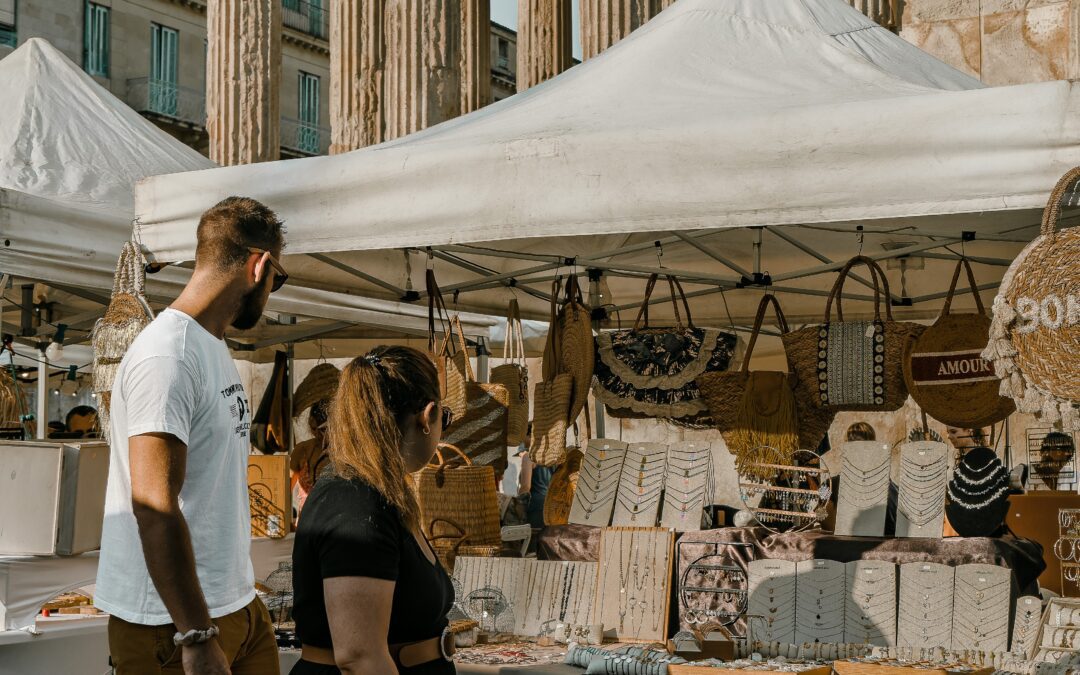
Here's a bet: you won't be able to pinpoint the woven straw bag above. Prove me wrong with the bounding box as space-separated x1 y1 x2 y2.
542 277 594 427
426 270 469 421
984 167 1080 432
783 255 924 412
543 448 584 526
490 299 530 447
292 363 341 417
417 444 501 547
594 274 738 424
530 374 573 467
905 259 1015 429
440 324 510 472
92 240 155 440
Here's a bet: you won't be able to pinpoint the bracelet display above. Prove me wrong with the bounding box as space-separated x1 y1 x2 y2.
173 625 220 647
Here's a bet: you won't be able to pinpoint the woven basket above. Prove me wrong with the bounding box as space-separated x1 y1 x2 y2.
490 299 530 447
427 270 469 421
530 373 574 467
442 317 471 423
441 380 510 472
783 255 923 412
544 448 584 526
543 277 594 428
983 167 1080 431
292 363 341 417
417 444 501 547
905 259 1015 429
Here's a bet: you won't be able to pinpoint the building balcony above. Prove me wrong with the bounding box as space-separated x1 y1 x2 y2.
282 0 328 41
126 77 206 129
281 116 329 157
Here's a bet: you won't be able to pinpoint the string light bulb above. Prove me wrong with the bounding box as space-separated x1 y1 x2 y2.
45 324 67 362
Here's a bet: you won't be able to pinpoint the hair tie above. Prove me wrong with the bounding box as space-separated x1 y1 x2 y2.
364 354 382 367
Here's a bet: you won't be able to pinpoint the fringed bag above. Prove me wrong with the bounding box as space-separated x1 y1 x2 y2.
983 167 1080 431
490 299 530 447
92 240 155 440
593 274 738 425
905 258 1015 429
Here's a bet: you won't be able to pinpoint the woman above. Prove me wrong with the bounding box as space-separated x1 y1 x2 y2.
291 346 456 674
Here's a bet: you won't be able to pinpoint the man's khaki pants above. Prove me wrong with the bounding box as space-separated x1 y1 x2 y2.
108 596 280 674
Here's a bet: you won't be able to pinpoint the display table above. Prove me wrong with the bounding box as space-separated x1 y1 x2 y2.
0 616 110 675
0 551 100 631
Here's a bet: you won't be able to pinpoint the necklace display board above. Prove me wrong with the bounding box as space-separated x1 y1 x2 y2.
835 441 892 537
951 564 1012 653
569 440 627 527
612 444 668 526
677 539 750 633
661 442 713 532
594 527 675 643
1012 595 1042 657
453 556 531 634
896 441 949 538
898 562 954 649
844 560 897 647
521 560 597 638
747 559 797 645
795 559 846 644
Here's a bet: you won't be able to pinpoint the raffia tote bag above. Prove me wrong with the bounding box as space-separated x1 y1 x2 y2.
783 256 924 412
905 259 1015 429
593 274 738 425
426 269 468 421
532 282 575 467
92 240 155 440
440 316 511 472
983 167 1080 431
542 276 594 427
417 444 501 547
490 299 530 447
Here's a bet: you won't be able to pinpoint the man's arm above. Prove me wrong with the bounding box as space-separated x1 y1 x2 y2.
129 432 230 674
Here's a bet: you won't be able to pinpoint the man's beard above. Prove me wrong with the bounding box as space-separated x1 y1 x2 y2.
231 285 267 330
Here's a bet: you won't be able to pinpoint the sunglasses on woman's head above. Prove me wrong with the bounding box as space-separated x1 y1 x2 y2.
248 247 289 292
441 406 454 430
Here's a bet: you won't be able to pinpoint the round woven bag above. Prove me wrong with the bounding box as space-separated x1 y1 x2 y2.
904 259 1015 429
984 167 1080 431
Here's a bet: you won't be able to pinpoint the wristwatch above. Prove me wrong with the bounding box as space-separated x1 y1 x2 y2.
173 625 220 647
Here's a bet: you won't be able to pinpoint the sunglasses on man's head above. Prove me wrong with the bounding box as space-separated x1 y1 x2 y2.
248 247 289 292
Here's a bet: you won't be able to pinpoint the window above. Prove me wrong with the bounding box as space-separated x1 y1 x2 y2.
150 23 179 116
297 71 320 154
0 0 16 49
83 2 109 77
497 38 509 70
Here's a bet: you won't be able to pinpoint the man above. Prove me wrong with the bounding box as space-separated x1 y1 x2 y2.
95 197 288 674
66 405 99 437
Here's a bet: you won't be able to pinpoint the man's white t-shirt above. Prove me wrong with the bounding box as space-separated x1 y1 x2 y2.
94 308 255 625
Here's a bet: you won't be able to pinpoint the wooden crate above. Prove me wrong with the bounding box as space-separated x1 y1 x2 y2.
833 660 994 675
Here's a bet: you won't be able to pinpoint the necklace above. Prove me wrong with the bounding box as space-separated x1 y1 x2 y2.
617 531 631 631
947 482 1009 509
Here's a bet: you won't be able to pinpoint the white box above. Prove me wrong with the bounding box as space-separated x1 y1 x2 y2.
0 442 109 555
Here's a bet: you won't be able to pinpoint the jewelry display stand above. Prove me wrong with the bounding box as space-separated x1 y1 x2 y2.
1012 595 1042 657
844 560 897 647
660 441 712 532
1033 597 1080 664
454 556 531 634
895 441 949 539
834 441 891 537
794 559 846 644
898 561 954 649
594 527 675 642
611 443 668 526
569 440 627 527
522 560 597 638
677 539 750 633
747 559 797 644
951 564 1012 653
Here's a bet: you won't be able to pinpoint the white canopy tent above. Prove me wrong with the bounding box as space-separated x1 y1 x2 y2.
134 0 1079 328
0 39 497 353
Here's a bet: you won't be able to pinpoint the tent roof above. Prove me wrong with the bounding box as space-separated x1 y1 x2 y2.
131 0 1080 324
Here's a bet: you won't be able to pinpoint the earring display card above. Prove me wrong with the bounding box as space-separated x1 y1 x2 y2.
661 442 713 532
895 441 949 539
569 440 627 527
611 443 668 526
453 556 531 635
844 560 897 647
951 564 1012 653
834 441 891 537
1012 595 1042 657
521 560 598 638
795 559 846 645
747 559 797 644
594 526 675 643
898 562 954 649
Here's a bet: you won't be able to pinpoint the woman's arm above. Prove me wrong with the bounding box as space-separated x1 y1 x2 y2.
324 576 399 675
519 451 533 496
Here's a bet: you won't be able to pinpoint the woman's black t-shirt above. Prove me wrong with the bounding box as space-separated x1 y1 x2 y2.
291 475 455 674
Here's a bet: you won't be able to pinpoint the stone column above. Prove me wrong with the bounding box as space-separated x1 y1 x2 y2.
517 0 573 92
384 0 462 140
460 0 491 113
846 0 898 29
330 0 385 154
206 0 281 165
580 0 664 61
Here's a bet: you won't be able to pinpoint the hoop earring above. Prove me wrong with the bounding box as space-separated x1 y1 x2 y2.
422 427 431 436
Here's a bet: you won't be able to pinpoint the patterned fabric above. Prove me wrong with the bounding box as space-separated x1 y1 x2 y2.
817 320 886 407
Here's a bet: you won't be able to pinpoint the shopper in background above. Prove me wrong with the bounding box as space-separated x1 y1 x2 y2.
290 346 456 675
65 404 99 437
947 426 988 455
517 424 553 528
846 422 876 442
95 197 287 675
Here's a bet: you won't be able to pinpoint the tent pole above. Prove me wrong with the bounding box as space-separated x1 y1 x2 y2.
286 343 295 455
475 337 489 382
588 271 606 439
37 348 47 440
